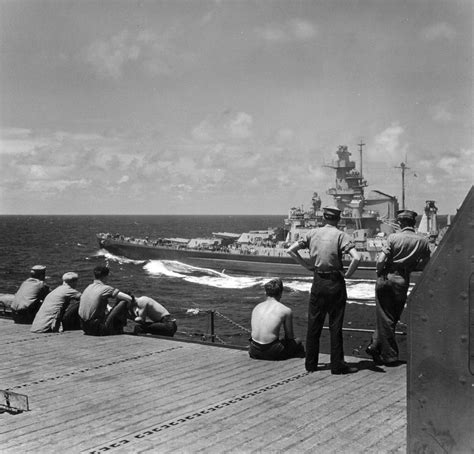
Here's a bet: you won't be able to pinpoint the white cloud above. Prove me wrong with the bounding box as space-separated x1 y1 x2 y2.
257 19 317 43
29 165 48 179
275 128 295 145
290 19 317 41
436 148 473 180
84 28 192 80
85 30 141 80
420 22 456 42
430 102 454 123
0 127 49 155
227 112 253 139
192 120 215 142
373 123 408 162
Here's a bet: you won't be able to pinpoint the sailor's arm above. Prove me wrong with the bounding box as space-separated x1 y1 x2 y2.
376 251 388 277
417 242 431 269
115 291 133 302
115 291 134 312
344 247 361 279
282 309 295 340
286 242 314 271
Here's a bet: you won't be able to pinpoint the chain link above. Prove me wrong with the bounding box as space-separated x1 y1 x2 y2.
214 310 251 334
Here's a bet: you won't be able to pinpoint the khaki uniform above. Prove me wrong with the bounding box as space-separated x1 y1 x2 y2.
371 227 430 363
298 224 355 371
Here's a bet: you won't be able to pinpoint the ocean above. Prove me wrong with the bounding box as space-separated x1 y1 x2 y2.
0 215 400 358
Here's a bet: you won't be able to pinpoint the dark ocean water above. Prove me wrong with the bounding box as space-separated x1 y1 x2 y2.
0 215 392 357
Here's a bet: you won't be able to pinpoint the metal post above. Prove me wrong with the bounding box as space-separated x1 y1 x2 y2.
210 310 215 343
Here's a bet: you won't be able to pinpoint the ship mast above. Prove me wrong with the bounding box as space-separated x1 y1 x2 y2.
358 140 365 180
358 140 365 201
395 162 410 210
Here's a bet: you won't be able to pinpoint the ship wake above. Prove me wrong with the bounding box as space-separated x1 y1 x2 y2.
144 260 268 289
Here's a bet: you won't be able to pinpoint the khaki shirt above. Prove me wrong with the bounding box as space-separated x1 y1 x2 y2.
298 224 355 271
382 227 430 277
11 278 49 311
31 283 81 333
78 280 119 322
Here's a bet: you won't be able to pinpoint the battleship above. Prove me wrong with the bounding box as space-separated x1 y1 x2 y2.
97 143 437 280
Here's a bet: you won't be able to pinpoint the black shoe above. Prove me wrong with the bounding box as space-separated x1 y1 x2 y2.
383 360 400 367
305 363 318 373
365 345 384 366
331 365 358 375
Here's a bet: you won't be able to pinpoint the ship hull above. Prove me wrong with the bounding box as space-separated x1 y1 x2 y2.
98 238 382 280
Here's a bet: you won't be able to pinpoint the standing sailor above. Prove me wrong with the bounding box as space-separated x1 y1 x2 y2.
287 206 361 374
11 265 50 324
366 209 431 366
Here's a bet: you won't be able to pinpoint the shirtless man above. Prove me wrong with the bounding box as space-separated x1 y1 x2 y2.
249 278 305 361
129 296 177 337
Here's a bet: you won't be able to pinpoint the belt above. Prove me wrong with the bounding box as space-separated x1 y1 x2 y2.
250 338 279 348
315 270 341 275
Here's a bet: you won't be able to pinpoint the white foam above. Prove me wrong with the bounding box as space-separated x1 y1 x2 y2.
143 261 186 278
346 282 377 300
184 275 265 289
96 249 146 265
143 260 267 289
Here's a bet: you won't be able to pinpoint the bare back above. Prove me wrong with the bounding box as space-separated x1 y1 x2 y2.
251 297 294 344
135 296 170 322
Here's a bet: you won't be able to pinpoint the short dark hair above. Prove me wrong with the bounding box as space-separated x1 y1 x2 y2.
93 265 110 279
264 278 283 297
323 212 340 221
398 217 416 228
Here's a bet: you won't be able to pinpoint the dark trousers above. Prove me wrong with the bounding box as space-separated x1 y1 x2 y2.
306 272 347 371
81 300 128 336
136 318 177 337
371 274 409 363
61 301 81 331
12 300 42 324
249 338 305 361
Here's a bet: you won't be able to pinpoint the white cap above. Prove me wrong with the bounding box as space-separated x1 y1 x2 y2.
62 272 79 282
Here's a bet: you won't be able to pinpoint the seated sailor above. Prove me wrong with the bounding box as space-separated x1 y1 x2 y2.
11 265 50 324
31 272 81 333
128 295 177 337
78 265 133 336
249 278 305 361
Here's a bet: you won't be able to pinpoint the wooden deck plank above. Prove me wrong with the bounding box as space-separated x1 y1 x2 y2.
2 344 298 441
1 338 300 448
188 370 403 453
0 318 407 453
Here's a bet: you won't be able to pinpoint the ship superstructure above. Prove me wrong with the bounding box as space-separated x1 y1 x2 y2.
97 141 437 276
284 143 399 259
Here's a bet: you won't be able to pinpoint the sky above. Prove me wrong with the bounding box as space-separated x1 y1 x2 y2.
0 0 472 215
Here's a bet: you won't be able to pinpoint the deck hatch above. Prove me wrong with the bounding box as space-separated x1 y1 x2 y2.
0 389 29 413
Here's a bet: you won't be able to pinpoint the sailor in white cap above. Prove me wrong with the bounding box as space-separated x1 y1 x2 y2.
31 272 82 333
366 208 431 366
287 205 361 374
11 265 50 324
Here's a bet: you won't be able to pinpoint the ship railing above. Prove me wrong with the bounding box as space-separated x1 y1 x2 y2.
179 308 406 347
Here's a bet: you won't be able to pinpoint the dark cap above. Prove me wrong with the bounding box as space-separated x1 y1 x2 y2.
323 206 341 217
396 210 417 220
